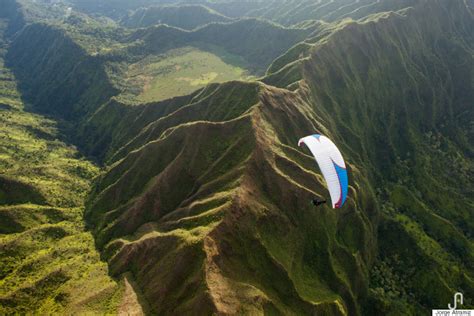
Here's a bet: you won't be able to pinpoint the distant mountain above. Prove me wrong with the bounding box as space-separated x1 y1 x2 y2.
203 0 278 18
0 0 24 36
246 0 420 25
6 23 117 119
6 16 311 121
64 0 182 19
63 0 429 28
62 0 278 20
127 19 313 73
121 5 233 30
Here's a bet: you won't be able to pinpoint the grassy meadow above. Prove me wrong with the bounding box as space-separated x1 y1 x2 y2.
123 46 253 102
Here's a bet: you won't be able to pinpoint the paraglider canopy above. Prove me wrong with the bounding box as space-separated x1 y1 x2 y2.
298 134 348 208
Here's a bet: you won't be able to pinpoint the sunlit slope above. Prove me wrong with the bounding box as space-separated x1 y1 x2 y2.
296 1 474 313
86 81 374 315
118 46 252 103
0 18 123 315
86 0 474 314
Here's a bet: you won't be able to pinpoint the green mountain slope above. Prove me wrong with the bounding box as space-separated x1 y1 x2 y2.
1 0 473 315
83 0 474 314
0 16 126 314
65 0 272 21
297 2 474 313
121 5 233 30
6 23 117 119
245 0 419 26
126 18 313 74
65 0 184 19
6 14 310 120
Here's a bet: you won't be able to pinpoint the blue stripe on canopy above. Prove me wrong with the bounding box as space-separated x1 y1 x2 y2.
333 163 348 207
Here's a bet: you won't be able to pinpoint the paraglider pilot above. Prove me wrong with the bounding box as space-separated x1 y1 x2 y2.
311 198 327 207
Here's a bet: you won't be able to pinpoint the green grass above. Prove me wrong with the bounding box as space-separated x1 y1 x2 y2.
120 46 253 102
0 106 97 207
0 23 122 313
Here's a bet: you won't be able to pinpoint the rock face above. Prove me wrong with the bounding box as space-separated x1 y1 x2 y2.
84 1 474 314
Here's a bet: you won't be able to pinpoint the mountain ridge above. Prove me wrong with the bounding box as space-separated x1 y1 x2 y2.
85 0 474 314
121 4 233 30
1 0 473 314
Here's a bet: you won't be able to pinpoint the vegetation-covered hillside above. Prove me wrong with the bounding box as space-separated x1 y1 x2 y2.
0 16 124 314
1 0 473 315
121 5 233 30
81 1 474 314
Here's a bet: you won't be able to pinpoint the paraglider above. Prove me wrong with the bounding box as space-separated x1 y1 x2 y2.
298 134 348 208
311 198 327 206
